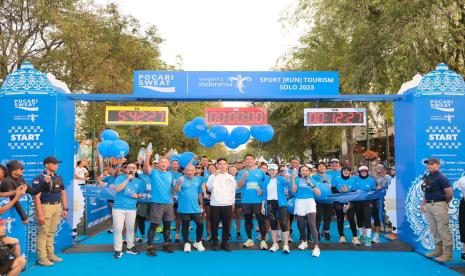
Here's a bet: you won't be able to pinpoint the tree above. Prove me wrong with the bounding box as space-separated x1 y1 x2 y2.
275 0 465 165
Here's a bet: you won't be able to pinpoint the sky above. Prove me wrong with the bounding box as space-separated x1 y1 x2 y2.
94 0 305 151
96 0 304 71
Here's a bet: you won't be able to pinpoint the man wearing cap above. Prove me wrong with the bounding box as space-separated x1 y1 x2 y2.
327 159 341 181
0 160 41 224
33 156 68 266
0 218 26 276
421 157 453 262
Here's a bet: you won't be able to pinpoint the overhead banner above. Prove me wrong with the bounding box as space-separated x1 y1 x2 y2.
105 106 169 126
205 107 267 125
134 71 339 99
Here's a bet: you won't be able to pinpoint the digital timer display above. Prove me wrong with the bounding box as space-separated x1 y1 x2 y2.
105 106 169 125
304 108 366 126
205 107 267 125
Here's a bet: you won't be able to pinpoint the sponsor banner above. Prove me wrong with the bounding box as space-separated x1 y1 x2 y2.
396 95 465 251
134 71 339 99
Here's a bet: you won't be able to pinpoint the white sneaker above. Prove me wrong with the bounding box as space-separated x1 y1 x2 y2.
352 237 361 245
242 239 254 248
339 236 347 243
298 241 308 250
184 243 191 253
269 243 279 252
283 245 290 254
372 233 380 243
260 240 268 250
312 247 320 257
193 241 205 252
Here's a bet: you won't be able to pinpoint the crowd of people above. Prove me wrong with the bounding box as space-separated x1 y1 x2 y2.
96 150 396 259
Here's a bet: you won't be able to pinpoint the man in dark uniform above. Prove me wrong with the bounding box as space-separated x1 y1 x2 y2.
421 157 453 263
32 156 68 266
0 160 40 224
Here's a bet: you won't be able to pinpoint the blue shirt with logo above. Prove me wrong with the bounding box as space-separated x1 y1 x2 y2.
113 175 145 210
171 170 183 202
237 168 266 204
353 176 376 191
102 175 115 186
177 176 203 214
333 176 355 192
294 177 318 199
150 170 174 204
326 169 340 180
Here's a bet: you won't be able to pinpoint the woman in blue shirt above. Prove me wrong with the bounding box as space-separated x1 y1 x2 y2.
261 164 291 254
111 163 145 259
332 166 359 244
291 165 322 257
311 162 333 241
352 165 377 247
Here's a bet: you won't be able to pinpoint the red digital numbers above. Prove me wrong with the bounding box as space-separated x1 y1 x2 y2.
306 111 364 125
206 108 267 125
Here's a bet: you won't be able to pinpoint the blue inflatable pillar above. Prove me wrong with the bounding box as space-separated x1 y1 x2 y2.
394 63 465 251
0 62 75 260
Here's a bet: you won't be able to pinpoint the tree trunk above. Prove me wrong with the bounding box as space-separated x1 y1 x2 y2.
346 127 354 166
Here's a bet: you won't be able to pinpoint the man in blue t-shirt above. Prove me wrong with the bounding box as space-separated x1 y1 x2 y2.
237 154 267 249
170 159 183 242
422 158 453 262
175 164 205 253
144 149 175 257
111 163 145 259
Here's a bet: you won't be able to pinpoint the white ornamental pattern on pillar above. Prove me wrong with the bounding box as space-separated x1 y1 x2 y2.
7 126 44 150
405 175 461 250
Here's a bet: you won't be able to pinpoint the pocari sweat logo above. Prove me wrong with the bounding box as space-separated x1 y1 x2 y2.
228 75 252 93
138 74 175 93
430 99 454 112
14 99 39 112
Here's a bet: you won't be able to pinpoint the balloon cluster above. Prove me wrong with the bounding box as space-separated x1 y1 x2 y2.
182 117 274 149
97 129 130 158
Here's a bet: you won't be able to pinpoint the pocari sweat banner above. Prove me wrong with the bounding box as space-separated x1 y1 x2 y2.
134 71 339 99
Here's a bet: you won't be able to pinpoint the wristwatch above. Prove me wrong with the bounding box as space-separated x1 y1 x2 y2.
63 208 69 211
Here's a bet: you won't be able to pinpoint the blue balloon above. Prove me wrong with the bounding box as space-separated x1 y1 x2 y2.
315 182 332 200
97 140 113 158
101 129 119 141
199 132 216 148
230 126 250 144
208 125 228 142
111 140 129 158
250 124 274 142
224 134 239 149
179 152 196 168
191 117 208 136
182 122 198 138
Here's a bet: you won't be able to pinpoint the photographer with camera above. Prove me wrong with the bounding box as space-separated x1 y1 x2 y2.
421 158 453 263
0 218 26 276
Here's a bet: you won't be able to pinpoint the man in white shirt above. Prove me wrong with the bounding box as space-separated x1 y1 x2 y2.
74 161 89 185
206 158 236 252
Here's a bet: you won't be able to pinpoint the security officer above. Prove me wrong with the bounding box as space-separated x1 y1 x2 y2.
32 156 68 266
420 157 453 263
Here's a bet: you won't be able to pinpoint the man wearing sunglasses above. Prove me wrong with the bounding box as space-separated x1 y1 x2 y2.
0 160 42 224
